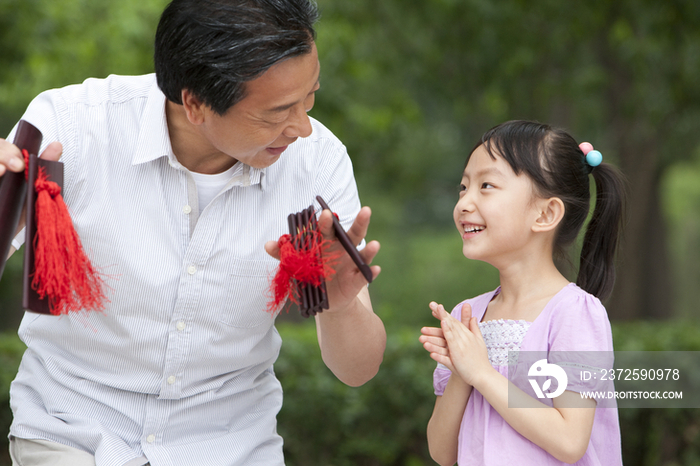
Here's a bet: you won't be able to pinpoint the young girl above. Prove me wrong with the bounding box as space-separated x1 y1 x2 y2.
419 120 625 465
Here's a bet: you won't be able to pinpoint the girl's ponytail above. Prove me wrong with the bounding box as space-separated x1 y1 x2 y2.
577 164 626 301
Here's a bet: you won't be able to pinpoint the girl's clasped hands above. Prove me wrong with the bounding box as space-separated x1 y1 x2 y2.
420 303 492 389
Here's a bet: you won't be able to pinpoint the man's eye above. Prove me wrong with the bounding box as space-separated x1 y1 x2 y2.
266 116 287 125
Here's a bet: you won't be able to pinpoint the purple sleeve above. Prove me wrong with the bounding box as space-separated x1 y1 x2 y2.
548 289 614 353
547 288 615 398
433 364 452 396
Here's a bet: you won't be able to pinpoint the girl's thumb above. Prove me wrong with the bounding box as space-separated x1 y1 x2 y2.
470 317 483 338
461 303 472 325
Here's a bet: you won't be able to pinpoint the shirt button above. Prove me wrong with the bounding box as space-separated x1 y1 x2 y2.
176 321 186 331
187 265 197 275
167 375 176 385
183 205 192 214
146 434 155 443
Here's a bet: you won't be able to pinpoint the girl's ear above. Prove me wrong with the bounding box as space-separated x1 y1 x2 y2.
532 197 565 233
181 89 206 125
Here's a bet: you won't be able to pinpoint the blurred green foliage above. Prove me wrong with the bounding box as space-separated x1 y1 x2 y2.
275 325 433 466
663 147 700 320
369 229 499 329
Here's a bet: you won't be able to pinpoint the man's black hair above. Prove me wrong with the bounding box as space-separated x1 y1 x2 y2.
154 0 319 115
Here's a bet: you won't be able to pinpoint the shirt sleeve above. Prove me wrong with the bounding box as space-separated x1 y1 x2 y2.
11 228 25 250
310 125 365 249
547 289 615 397
548 289 614 353
6 88 73 249
433 363 452 396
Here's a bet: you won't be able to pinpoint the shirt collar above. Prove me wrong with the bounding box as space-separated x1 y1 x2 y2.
132 77 173 166
251 166 266 189
131 76 266 188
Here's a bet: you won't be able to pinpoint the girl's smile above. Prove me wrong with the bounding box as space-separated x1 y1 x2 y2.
459 223 486 239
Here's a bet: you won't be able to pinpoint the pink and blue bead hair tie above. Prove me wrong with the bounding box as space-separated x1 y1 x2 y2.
579 142 603 171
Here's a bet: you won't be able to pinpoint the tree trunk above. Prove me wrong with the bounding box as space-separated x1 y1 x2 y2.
606 144 673 320
597 26 675 320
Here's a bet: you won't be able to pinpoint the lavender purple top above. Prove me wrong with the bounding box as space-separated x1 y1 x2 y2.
433 283 623 465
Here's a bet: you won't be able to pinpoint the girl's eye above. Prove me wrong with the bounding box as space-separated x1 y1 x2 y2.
459 184 467 192
481 182 494 189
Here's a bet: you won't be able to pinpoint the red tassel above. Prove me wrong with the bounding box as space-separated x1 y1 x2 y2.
23 148 30 180
266 230 338 314
31 166 107 315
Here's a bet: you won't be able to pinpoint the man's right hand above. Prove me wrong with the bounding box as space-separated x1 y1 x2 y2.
2 139 63 257
0 139 63 177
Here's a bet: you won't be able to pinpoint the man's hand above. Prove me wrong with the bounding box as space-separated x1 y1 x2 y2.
0 140 63 177
316 206 380 312
264 205 385 386
0 138 26 177
2 141 63 244
264 205 381 313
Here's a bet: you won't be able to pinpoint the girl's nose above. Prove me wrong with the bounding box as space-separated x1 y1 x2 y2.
456 189 476 213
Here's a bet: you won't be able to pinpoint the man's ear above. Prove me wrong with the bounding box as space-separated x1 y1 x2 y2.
181 89 206 125
532 197 565 233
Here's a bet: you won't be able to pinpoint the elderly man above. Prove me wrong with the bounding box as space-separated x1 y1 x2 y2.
0 0 386 465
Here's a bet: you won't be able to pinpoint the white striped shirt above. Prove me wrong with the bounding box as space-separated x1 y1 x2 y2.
8 74 363 466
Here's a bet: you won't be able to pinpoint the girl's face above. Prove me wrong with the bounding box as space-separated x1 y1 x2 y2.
453 144 544 266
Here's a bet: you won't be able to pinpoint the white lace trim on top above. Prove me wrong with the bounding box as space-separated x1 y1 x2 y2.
478 319 531 367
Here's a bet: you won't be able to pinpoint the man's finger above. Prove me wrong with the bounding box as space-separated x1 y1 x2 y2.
358 239 380 265
345 206 371 247
317 208 335 238
0 138 24 174
264 240 280 260
40 141 63 162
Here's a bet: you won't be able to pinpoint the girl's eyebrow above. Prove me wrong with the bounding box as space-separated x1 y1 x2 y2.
463 167 504 179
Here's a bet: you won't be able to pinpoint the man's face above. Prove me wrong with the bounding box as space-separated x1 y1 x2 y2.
198 42 321 169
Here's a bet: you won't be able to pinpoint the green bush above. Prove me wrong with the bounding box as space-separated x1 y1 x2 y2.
1 321 700 465
0 332 27 466
276 324 433 466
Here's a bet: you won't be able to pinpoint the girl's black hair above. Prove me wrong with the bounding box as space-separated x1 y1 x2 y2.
154 0 319 115
470 120 626 301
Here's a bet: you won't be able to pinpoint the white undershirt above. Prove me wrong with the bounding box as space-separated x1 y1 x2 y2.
190 163 239 212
